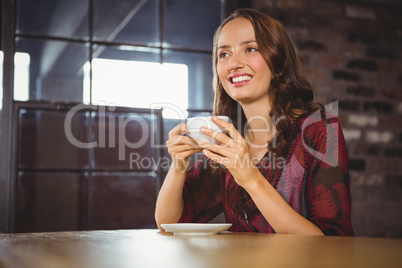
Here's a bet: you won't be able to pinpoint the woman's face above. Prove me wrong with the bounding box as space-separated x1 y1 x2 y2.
216 18 272 105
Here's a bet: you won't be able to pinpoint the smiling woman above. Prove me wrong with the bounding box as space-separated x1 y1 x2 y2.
216 18 272 105
155 8 354 236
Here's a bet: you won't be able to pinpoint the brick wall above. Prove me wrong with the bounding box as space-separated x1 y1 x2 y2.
252 0 402 237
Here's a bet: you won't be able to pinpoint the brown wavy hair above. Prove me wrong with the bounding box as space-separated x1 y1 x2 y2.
212 8 321 158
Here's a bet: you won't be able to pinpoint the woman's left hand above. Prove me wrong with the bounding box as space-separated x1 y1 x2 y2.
197 116 259 187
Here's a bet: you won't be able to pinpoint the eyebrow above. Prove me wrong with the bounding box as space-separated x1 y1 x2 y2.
218 40 257 50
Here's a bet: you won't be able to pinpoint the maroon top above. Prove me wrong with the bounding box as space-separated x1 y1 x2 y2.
179 111 354 236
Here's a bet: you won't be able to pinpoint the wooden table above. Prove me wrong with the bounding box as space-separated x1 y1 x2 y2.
0 229 401 268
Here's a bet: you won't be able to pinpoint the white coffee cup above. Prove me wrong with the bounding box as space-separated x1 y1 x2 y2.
186 116 230 144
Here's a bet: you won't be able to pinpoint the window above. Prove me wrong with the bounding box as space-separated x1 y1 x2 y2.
90 58 188 118
14 0 223 116
4 0 229 233
0 51 3 109
13 52 29 101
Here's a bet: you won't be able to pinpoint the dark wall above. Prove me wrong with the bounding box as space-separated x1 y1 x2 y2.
252 0 402 237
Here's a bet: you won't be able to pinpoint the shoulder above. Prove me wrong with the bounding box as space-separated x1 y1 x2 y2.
293 110 348 170
294 110 343 142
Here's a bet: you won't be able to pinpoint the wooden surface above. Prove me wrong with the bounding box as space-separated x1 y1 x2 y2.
0 229 401 268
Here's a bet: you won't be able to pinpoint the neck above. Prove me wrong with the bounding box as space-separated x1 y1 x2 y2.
240 97 275 145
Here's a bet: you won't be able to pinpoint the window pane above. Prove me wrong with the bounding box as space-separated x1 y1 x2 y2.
91 173 157 229
0 0 3 133
0 0 2 46
18 109 90 170
93 0 159 46
91 111 158 170
91 45 159 108
92 45 189 118
0 51 3 110
163 0 222 50
16 172 88 232
15 38 89 102
0 52 2 141
163 50 214 112
16 0 89 39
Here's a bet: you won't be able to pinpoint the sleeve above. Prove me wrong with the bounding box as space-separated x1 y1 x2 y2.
302 113 354 236
178 156 224 223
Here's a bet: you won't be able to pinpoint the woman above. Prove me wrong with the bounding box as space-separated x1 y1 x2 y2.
155 8 354 236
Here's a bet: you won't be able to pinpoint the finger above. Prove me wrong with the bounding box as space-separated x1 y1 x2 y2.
166 134 198 147
202 149 231 168
197 141 229 157
172 149 203 160
168 123 189 137
169 144 201 154
211 116 243 143
199 127 234 147
167 123 189 146
166 136 184 147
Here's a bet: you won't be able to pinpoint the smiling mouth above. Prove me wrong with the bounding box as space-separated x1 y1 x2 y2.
231 75 252 83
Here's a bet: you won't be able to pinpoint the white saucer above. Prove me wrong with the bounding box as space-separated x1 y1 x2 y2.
161 223 232 235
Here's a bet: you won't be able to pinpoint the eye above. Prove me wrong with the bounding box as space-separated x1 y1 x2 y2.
218 52 230 59
246 47 258 53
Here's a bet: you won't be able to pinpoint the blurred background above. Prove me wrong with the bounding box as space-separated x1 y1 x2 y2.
0 0 401 237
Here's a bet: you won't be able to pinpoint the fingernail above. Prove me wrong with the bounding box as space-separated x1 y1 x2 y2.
198 141 205 145
200 126 207 132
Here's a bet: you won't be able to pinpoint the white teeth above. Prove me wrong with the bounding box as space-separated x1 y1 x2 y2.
232 75 252 83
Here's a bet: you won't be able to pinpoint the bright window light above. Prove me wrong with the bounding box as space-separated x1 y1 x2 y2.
82 61 91 104
89 58 188 119
14 52 30 101
0 51 3 109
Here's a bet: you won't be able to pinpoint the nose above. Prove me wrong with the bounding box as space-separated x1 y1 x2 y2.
228 53 245 71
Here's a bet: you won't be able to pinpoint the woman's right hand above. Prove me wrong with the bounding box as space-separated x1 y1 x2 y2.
166 123 202 172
